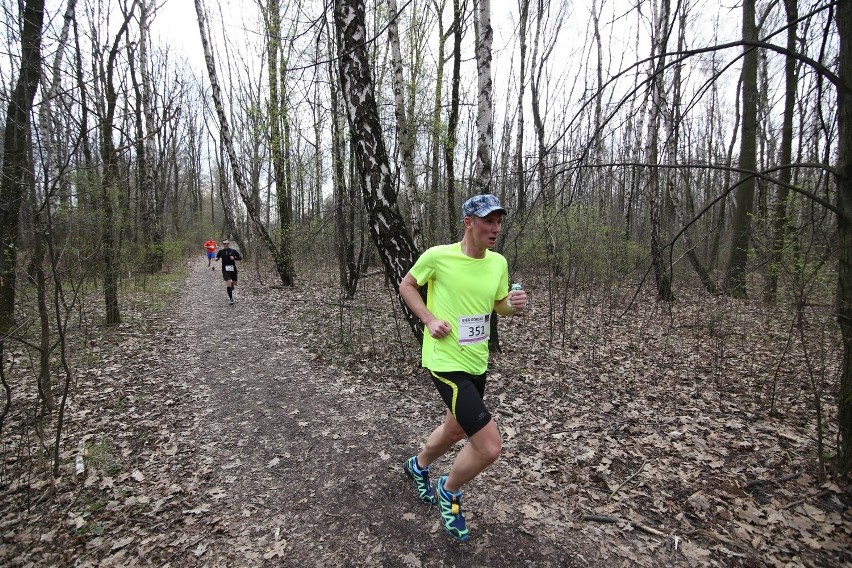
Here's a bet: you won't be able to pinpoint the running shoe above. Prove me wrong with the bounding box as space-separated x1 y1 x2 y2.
228 299 235 305
403 456 436 505
434 475 469 541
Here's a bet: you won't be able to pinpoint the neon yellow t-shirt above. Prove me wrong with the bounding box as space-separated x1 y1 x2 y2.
409 243 509 374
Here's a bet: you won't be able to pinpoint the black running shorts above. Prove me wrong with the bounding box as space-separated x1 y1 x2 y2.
429 370 491 437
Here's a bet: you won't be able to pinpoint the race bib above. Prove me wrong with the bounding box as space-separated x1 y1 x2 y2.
458 314 490 345
225 265 235 272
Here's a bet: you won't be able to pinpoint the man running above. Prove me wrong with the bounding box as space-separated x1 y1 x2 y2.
214 239 242 305
204 238 217 269
399 194 527 542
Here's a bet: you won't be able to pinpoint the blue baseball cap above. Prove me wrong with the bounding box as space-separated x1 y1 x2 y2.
462 194 507 218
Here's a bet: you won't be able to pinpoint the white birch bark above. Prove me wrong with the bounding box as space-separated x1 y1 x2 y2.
139 0 163 270
387 0 422 248
473 0 493 195
646 0 673 301
193 0 288 284
37 0 77 199
334 0 421 339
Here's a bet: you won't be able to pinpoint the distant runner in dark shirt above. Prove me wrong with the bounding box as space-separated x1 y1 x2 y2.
214 239 242 305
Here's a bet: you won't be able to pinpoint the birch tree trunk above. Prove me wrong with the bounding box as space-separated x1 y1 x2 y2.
334 0 421 339
667 5 715 293
0 0 44 334
388 0 421 248
473 0 493 195
591 0 604 161
139 0 163 272
194 0 292 285
647 0 673 301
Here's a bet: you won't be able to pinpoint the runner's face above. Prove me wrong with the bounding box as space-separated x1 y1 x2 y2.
469 211 503 249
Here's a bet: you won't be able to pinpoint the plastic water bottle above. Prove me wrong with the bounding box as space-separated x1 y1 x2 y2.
510 283 523 312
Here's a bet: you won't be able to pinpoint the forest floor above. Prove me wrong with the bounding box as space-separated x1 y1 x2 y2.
1 257 851 567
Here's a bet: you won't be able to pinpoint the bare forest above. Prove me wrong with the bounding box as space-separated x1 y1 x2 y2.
1 0 851 566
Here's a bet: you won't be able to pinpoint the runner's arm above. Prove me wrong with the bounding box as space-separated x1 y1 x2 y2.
400 273 450 338
494 288 527 316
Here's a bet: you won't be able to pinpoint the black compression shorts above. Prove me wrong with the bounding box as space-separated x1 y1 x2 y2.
429 370 491 437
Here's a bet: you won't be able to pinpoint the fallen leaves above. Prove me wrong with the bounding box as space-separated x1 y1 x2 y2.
1 264 850 567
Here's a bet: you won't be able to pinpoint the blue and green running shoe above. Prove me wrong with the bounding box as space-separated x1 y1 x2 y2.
434 475 469 542
403 456 437 505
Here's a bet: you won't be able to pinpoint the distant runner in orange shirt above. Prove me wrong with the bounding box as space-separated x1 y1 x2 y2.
204 238 217 269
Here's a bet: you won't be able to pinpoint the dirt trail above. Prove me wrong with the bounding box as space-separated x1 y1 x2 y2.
165 260 588 567
6 258 848 567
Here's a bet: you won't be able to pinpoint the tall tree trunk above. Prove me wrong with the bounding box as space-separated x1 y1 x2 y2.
334 0 421 340
666 5 714 294
527 1 565 212
312 81 323 217
98 7 137 326
71 1 95 233
529 0 549 210
473 0 493 195
194 0 291 284
723 0 758 298
280 77 296 282
0 0 44 334
138 0 163 272
516 0 529 215
591 0 604 162
214 142 239 242
764 0 798 304
711 74 741 271
445 0 463 241
327 13 359 297
33 0 75 410
388 0 421 248
37 0 76 213
647 0 673 301
429 0 448 243
263 0 296 286
834 1 852 474
31 202 56 411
